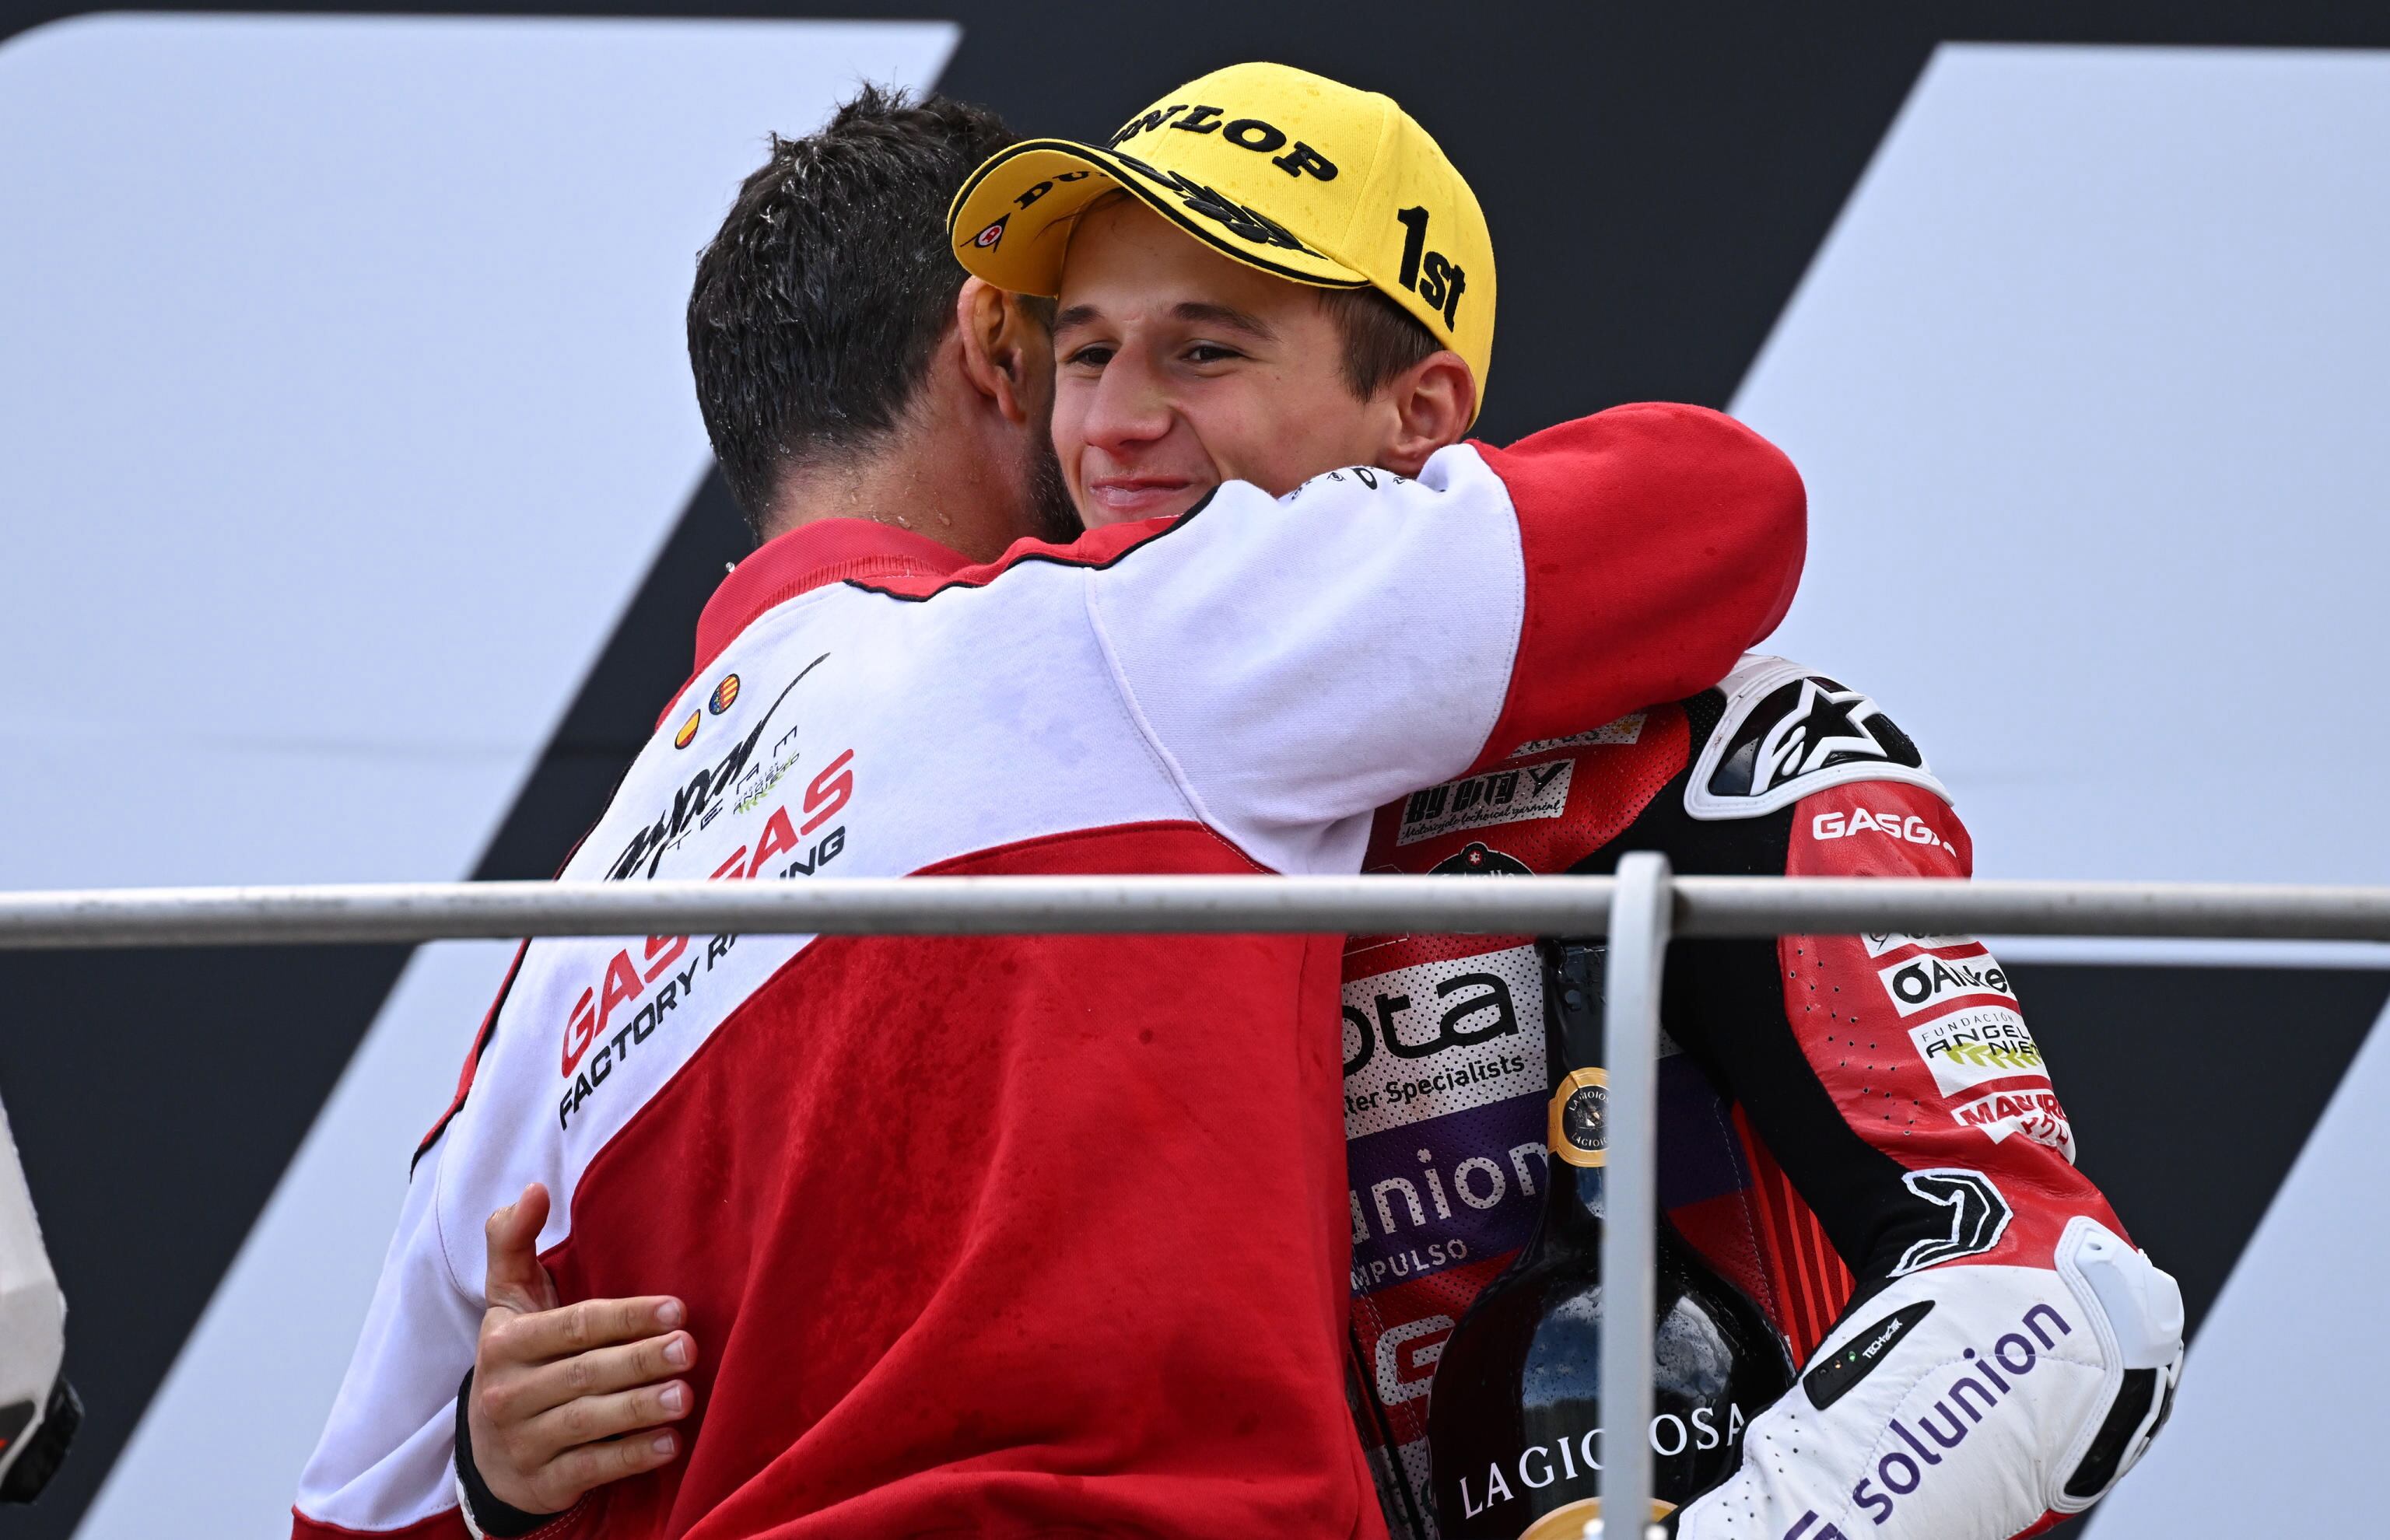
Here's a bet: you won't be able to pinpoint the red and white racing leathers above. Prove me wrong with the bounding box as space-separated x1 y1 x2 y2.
293 406 1804 1540
1344 655 2182 1540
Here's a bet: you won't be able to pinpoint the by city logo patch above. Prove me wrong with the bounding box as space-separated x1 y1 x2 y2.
1398 761 1573 845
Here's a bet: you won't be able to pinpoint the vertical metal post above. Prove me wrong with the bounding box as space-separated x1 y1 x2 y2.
1599 852 1673 1540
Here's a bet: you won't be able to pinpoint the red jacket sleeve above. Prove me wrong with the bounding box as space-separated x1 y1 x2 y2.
1468 404 1806 772
1775 780 2127 1279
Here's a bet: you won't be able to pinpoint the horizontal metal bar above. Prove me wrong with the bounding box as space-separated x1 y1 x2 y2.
1668 877 2390 942
1 874 2388 950
0 875 1617 949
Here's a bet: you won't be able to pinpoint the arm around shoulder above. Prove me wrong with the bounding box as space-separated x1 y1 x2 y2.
1468 404 1807 770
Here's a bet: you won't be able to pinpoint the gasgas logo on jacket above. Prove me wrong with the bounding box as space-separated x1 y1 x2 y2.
556 933 740 1130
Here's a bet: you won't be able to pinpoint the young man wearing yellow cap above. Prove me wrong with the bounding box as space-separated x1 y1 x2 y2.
955 63 2180 1540
949 60 1498 523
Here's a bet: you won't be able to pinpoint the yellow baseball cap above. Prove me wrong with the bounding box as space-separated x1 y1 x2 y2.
948 61 1496 411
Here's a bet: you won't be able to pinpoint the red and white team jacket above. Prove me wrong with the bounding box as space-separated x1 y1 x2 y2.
291 405 1807 1540
1342 656 2184 1540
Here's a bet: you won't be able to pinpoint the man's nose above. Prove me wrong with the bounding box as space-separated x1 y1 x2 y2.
1081 347 1174 453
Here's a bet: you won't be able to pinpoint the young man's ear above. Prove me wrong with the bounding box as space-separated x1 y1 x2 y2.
954 276 1048 426
1380 351 1478 476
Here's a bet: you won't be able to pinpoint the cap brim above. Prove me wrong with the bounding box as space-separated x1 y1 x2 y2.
949 138 1370 296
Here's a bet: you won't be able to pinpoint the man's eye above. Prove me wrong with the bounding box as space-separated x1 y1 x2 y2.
1185 343 1243 365
1063 344 1114 368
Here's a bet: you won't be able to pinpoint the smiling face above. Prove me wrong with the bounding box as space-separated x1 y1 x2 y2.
1050 197 1428 527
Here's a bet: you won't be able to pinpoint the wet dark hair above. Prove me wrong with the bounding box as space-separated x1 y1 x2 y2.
688 86 1018 535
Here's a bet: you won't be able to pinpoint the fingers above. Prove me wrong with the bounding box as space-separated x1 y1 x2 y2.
498 1329 697 1421
483 1184 559 1315
466 1281 697 1515
527 1377 693 1458
489 1296 685 1369
537 1425 684 1511
469 1341 695 1514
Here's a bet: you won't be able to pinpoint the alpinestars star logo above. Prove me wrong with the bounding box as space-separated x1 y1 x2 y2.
1686 663 1945 820
1751 678 1890 794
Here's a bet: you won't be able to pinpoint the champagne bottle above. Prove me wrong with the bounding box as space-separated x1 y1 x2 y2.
1425 940 1793 1538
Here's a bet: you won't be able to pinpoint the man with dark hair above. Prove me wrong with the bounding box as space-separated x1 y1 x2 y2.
685 86 1075 549
293 74 1803 1540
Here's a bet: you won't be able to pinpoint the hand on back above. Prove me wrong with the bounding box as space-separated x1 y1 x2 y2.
467 1183 696 1516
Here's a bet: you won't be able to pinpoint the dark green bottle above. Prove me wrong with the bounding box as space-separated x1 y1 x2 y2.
1425 940 1793 1538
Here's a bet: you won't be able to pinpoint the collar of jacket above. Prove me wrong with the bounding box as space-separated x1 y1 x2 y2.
693 517 966 675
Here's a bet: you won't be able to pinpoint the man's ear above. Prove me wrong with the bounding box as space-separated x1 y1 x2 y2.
954 276 1044 427
1379 351 1478 476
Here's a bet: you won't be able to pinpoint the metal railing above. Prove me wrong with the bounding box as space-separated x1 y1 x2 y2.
9 864 2389 1537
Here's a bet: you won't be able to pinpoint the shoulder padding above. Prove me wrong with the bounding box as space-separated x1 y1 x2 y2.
1684 654 1949 821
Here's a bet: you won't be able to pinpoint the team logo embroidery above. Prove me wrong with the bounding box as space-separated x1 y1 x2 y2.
972 215 1008 249
608 654 831 882
708 674 741 715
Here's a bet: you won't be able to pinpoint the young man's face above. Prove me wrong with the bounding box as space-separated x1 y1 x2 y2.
1050 197 1409 528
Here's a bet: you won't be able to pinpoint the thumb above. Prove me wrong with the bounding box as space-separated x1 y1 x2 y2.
483 1182 560 1316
